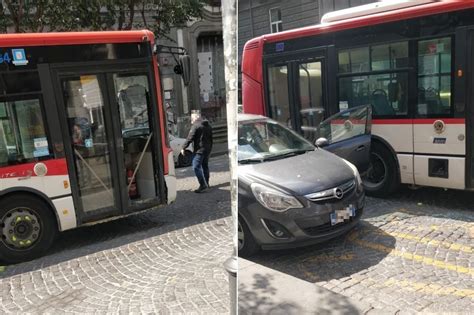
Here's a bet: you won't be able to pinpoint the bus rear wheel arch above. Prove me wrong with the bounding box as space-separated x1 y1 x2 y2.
0 194 58 264
363 140 400 197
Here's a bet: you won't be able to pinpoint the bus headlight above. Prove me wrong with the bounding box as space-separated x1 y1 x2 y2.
251 183 303 212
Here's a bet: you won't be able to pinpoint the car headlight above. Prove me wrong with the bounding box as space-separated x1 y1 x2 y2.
251 183 303 212
342 159 362 186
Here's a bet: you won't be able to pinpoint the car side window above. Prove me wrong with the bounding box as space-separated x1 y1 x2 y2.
317 106 371 144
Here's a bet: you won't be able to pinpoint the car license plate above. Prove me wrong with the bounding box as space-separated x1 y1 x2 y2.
330 205 356 226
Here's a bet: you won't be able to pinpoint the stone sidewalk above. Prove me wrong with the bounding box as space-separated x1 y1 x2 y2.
239 258 372 314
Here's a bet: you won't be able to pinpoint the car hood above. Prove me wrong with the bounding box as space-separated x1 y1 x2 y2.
239 149 355 196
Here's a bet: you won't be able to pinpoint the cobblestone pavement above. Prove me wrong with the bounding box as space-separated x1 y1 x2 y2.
246 187 474 314
0 155 232 314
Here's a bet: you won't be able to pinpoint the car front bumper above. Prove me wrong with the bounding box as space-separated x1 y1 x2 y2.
239 185 365 250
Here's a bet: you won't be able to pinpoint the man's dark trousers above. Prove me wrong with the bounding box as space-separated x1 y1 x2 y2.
192 152 210 188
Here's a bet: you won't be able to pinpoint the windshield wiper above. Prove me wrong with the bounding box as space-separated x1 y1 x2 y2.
264 149 313 161
238 157 265 164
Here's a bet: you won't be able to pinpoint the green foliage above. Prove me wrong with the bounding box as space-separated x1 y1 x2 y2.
1 0 209 37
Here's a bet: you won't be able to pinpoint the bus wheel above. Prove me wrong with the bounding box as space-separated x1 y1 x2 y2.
238 217 259 257
0 195 57 264
363 142 399 197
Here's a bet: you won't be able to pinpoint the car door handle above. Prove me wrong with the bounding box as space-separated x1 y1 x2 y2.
355 145 366 152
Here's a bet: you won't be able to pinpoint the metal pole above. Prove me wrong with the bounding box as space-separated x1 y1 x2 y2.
221 0 237 314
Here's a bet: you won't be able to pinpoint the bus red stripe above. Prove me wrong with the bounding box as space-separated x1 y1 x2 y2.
372 118 465 125
0 158 68 179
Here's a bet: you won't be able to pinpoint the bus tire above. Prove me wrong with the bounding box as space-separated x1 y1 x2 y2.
363 142 399 197
238 216 260 257
0 194 58 264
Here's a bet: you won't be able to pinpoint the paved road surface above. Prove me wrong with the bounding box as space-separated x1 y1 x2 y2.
240 186 474 314
1 155 232 314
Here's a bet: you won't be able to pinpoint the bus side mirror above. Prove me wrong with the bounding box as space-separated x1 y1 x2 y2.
179 55 191 86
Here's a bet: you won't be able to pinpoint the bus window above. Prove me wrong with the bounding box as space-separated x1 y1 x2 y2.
298 61 325 141
338 47 369 73
417 37 452 117
267 65 290 126
338 41 409 117
371 42 408 71
63 76 116 213
115 74 158 204
299 62 323 111
0 99 52 166
339 73 408 116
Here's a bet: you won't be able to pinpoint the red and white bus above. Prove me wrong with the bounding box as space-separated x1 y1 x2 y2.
0 31 177 263
242 0 474 197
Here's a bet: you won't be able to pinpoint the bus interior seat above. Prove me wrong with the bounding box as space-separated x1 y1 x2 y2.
371 90 395 116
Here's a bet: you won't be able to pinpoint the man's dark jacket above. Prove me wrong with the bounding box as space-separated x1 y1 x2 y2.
183 119 213 154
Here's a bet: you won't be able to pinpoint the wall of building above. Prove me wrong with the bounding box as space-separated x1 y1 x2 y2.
157 5 226 137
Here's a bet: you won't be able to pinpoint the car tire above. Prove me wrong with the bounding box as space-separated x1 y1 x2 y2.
0 194 58 264
178 150 193 167
363 142 399 197
238 217 260 257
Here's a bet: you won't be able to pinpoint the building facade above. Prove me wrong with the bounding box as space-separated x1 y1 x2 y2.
157 4 227 137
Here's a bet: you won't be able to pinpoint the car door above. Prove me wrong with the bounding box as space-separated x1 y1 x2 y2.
316 105 372 174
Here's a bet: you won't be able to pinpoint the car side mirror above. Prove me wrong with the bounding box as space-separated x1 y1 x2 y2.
315 137 329 148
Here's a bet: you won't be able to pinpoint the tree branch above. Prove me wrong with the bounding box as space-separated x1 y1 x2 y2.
141 1 147 28
125 0 136 30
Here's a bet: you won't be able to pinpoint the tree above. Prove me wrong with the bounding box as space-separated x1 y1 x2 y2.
1 0 209 38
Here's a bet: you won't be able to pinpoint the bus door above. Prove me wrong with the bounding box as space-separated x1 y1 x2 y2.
51 68 164 222
292 54 328 143
265 47 335 142
265 61 293 127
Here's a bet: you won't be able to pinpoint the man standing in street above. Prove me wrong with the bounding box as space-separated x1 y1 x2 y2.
181 111 213 193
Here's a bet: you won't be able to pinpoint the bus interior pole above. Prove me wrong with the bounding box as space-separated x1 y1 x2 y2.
221 0 238 314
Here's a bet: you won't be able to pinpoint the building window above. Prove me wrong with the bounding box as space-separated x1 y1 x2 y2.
269 8 283 33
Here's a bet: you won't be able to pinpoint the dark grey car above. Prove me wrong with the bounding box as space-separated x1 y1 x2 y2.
238 106 372 256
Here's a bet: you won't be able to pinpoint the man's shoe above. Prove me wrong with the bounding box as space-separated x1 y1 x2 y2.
194 186 208 193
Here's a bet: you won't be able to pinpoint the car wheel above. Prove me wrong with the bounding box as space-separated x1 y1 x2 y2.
178 150 193 167
363 142 399 197
0 194 58 264
238 217 259 257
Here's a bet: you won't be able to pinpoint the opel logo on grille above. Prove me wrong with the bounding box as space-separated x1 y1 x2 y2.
334 188 344 199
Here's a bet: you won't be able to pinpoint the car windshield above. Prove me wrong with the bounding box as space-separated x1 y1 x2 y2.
238 119 315 163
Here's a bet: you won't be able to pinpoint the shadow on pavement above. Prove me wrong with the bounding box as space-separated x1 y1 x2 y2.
244 222 395 284
0 156 231 277
238 271 364 314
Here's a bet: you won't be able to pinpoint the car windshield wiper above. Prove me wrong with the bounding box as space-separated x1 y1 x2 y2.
264 148 313 161
238 157 265 164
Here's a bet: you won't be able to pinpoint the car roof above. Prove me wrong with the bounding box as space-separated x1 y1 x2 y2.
238 113 269 122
